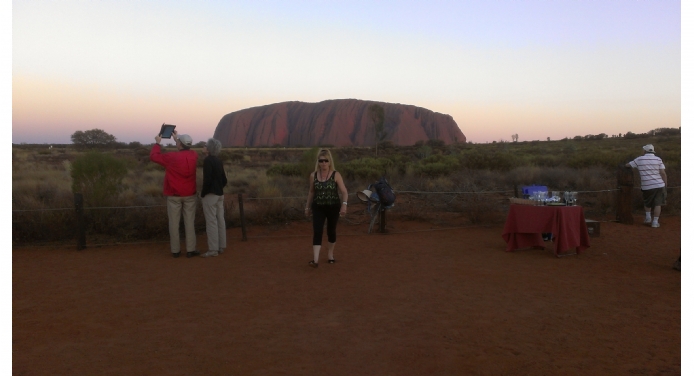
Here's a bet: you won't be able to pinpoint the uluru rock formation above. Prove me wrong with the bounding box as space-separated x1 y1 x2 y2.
213 99 465 147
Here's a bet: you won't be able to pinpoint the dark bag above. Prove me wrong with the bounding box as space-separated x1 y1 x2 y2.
371 176 396 208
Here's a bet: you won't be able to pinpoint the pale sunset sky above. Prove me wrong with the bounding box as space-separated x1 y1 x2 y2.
9 1 685 145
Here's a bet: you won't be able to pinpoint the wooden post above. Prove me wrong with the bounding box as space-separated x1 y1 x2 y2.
238 193 247 241
74 193 86 250
616 166 634 224
379 207 386 233
514 185 519 198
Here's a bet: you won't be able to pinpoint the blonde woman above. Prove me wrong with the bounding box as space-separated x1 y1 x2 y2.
304 149 349 268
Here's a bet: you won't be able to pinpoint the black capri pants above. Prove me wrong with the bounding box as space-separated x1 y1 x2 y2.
312 203 341 245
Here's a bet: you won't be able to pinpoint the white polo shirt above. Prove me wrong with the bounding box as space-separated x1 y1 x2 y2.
629 153 666 190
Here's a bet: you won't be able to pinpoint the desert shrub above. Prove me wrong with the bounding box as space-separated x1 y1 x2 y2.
378 140 395 151
426 139 445 148
411 155 460 178
12 209 77 243
217 150 244 163
459 149 516 171
71 151 128 206
383 153 411 176
529 154 562 168
567 152 619 169
228 179 250 194
12 178 76 242
265 148 331 178
341 157 393 180
248 183 288 224
417 145 433 159
266 163 303 177
133 147 151 162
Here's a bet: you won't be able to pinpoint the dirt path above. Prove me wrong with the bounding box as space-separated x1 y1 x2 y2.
13 216 680 375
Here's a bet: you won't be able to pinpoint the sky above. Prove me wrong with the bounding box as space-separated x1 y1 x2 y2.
10 0 683 145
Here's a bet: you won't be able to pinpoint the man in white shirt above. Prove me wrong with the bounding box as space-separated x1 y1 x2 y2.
625 144 667 228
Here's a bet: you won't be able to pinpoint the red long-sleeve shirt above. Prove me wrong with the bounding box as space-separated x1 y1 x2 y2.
150 144 198 197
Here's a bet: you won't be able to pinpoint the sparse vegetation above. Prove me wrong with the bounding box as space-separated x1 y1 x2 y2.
12 129 681 245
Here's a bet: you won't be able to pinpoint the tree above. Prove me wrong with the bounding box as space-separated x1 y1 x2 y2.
71 129 117 149
368 104 387 156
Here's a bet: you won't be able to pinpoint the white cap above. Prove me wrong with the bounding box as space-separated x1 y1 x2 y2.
643 144 654 153
357 190 372 202
178 134 193 147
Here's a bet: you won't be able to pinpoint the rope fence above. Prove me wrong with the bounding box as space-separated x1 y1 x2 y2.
13 184 681 248
10 186 682 213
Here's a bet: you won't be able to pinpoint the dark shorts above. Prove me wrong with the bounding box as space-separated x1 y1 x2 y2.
642 187 665 208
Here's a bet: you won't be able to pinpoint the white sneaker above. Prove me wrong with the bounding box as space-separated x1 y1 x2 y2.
651 222 660 228
644 218 652 224
201 250 219 258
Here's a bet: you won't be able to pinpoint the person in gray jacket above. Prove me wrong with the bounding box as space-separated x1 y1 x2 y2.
200 138 228 257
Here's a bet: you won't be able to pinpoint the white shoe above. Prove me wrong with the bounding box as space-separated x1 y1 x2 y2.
201 250 219 258
651 222 660 228
644 218 652 224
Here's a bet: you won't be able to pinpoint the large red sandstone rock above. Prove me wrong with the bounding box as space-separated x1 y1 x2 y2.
213 99 465 147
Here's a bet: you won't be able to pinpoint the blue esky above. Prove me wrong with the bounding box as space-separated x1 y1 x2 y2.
11 0 683 145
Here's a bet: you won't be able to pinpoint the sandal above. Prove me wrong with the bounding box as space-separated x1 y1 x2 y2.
328 259 336 264
308 260 319 268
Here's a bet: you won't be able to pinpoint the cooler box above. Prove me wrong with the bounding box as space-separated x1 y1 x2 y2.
522 185 547 199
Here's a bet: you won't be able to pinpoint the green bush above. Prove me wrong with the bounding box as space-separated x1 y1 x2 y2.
458 149 516 171
341 157 393 180
265 147 338 178
417 145 433 159
566 152 624 169
411 155 460 177
426 139 445 148
71 151 128 206
266 163 303 177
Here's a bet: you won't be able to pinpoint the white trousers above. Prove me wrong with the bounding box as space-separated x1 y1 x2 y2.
202 194 226 251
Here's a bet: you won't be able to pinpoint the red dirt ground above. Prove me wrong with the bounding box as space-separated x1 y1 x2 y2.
13 216 680 375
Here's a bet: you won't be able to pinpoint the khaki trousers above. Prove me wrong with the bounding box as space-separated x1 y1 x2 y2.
167 195 197 253
201 194 226 251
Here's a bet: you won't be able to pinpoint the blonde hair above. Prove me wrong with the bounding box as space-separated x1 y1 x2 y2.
313 149 335 173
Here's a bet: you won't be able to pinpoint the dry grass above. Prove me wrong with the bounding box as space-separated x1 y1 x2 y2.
12 141 681 244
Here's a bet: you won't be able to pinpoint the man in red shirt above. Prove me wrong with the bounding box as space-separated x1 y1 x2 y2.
151 131 200 257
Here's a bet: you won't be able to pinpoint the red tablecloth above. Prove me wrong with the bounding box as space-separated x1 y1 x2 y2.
502 204 591 256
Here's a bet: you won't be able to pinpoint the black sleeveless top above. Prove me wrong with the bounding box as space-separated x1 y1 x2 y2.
313 171 340 206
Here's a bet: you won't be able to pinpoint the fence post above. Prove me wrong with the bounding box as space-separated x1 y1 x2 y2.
616 166 634 224
238 193 247 241
514 185 519 198
74 193 86 250
379 207 386 233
